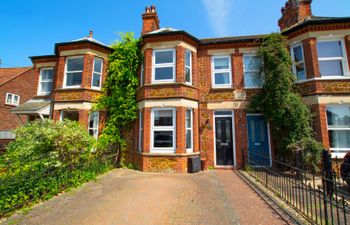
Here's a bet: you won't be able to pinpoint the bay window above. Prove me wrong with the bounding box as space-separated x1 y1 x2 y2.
186 109 193 153
38 68 54 95
64 56 84 87
185 50 192 84
153 49 175 83
326 106 350 156
88 111 99 139
212 56 232 88
317 40 348 77
291 44 306 80
151 108 176 153
91 57 103 89
243 54 264 88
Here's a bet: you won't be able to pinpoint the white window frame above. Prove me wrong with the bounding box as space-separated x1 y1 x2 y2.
317 38 349 78
63 55 84 88
326 105 350 158
88 111 99 139
152 49 176 83
243 53 264 89
5 93 20 106
38 67 54 95
211 55 232 88
185 50 192 85
91 57 103 90
186 109 193 153
151 108 176 153
290 44 306 80
138 110 143 152
140 62 144 87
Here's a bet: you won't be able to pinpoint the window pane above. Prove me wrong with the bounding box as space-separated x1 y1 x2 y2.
244 56 262 71
154 131 173 147
62 111 79 121
319 60 343 76
317 41 343 58
295 63 306 80
155 67 173 80
66 72 82 86
293 46 304 63
185 67 191 83
13 95 19 105
329 130 350 148
6 94 12 104
42 69 53 80
154 110 173 126
89 112 99 129
214 58 229 70
244 72 263 87
186 110 191 128
327 106 350 128
93 58 103 73
67 57 84 71
41 82 52 94
92 73 101 87
155 51 173 64
185 51 191 67
214 72 230 85
186 130 192 149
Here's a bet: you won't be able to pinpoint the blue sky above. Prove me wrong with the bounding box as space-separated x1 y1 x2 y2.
1 0 349 67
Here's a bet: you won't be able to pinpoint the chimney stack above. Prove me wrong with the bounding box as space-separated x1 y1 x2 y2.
278 0 313 31
141 5 160 36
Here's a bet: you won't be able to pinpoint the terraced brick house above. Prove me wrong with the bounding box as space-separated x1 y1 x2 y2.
2 0 350 173
130 0 350 173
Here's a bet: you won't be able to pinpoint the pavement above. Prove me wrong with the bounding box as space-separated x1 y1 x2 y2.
1 169 295 225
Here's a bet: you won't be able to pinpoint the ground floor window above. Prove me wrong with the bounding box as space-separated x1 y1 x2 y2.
88 111 99 139
138 110 143 152
60 111 79 121
186 109 193 152
151 108 176 153
326 106 350 155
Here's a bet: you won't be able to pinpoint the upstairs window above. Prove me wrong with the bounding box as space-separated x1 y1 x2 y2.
65 56 84 87
153 49 175 83
243 54 264 88
88 111 99 139
212 56 232 88
185 50 192 84
291 45 306 80
38 68 54 95
317 40 348 77
140 62 144 87
326 106 350 156
5 93 20 106
91 57 103 89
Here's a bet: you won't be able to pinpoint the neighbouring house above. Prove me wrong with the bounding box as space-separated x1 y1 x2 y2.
4 0 350 173
11 31 112 141
0 67 34 146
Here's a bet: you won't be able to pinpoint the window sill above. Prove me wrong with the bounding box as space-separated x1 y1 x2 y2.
294 76 350 84
331 151 349 159
141 152 200 157
5 103 18 107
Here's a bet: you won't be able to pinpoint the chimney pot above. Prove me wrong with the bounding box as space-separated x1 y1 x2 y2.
89 30 93 38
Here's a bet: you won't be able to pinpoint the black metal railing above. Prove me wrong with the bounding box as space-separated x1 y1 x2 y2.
242 149 350 225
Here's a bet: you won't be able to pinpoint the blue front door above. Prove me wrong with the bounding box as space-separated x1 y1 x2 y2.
247 115 271 166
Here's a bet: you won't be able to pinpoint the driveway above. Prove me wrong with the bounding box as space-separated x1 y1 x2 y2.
1 169 293 225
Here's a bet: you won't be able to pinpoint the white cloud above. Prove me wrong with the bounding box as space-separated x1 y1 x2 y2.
201 0 234 37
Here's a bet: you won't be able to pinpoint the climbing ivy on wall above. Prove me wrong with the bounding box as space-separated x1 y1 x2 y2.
249 33 323 170
94 32 142 166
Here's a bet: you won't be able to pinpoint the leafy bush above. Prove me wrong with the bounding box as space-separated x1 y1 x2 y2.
0 120 113 217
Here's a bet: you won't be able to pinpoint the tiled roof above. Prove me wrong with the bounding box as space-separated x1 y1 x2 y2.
11 100 50 113
0 67 31 86
200 34 264 45
148 27 179 34
71 36 108 47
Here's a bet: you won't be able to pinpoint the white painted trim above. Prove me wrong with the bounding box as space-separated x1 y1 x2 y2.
152 48 176 84
5 92 20 106
150 108 176 154
63 55 84 88
207 101 248 110
302 95 350 105
211 55 232 88
91 57 103 90
185 50 192 85
88 111 99 139
142 41 197 53
137 99 198 109
54 102 92 110
138 110 143 153
186 109 193 153
246 114 272 167
36 62 56 68
213 110 236 167
290 43 307 81
37 67 54 96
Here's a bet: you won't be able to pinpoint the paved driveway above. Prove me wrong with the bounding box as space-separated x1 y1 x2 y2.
1 169 292 225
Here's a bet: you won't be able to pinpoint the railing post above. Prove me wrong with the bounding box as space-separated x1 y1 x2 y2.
322 149 330 225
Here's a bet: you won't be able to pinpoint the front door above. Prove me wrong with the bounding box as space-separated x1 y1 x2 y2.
247 115 271 166
215 117 234 166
